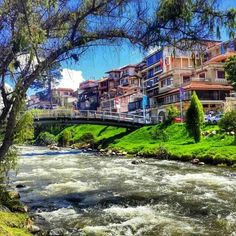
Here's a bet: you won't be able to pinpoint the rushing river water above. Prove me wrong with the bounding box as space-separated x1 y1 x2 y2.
9 146 236 236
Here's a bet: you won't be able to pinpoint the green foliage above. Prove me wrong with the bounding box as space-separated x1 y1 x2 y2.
58 130 72 147
166 105 179 124
79 133 95 144
219 110 236 144
35 132 56 146
224 55 236 90
14 112 34 144
151 127 169 141
0 147 18 190
186 91 204 143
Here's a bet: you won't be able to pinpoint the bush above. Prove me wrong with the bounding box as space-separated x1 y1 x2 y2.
79 133 95 147
166 105 180 124
219 110 236 144
35 132 57 146
151 127 169 141
58 130 72 147
186 91 204 143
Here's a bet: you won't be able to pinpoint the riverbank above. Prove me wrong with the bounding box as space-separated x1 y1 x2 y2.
54 123 236 166
0 190 32 236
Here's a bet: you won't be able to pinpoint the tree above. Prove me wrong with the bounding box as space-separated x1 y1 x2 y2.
224 55 236 91
58 130 72 147
31 62 62 108
14 111 34 144
186 91 204 143
166 105 179 124
0 0 235 161
219 110 236 144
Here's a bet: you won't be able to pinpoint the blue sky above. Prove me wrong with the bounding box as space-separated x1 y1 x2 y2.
60 0 236 83
61 43 145 81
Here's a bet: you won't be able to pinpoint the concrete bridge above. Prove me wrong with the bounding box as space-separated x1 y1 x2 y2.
32 109 157 128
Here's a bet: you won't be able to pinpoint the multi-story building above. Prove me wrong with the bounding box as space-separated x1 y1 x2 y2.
142 39 235 119
99 64 144 113
77 80 99 110
52 88 77 108
118 64 143 113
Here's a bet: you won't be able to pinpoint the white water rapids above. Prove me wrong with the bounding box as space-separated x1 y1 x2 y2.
9 146 236 236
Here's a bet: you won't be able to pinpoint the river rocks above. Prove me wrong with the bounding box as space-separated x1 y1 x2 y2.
49 228 67 236
48 145 60 151
28 224 41 234
191 159 200 164
107 149 112 155
198 162 205 166
131 160 145 165
191 159 205 166
16 184 26 188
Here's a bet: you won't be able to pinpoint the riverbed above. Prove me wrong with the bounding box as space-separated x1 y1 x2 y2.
9 146 236 235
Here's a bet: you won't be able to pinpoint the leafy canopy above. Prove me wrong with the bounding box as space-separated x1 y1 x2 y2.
224 55 236 91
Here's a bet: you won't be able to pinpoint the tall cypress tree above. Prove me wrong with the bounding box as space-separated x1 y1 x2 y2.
186 91 204 143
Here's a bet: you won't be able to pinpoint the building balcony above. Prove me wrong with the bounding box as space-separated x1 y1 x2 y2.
159 85 175 93
215 78 228 84
191 77 211 82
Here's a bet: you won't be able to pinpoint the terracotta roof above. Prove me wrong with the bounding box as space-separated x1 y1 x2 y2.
105 69 121 73
157 81 233 97
53 88 74 91
98 77 108 83
207 52 236 63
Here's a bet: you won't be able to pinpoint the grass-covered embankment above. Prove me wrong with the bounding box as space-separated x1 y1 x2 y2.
0 211 32 236
0 190 32 236
55 123 236 165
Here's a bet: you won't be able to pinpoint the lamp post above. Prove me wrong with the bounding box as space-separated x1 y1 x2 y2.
142 77 146 123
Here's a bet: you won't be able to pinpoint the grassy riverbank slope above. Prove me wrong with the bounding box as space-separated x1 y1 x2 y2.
0 211 31 236
58 123 236 164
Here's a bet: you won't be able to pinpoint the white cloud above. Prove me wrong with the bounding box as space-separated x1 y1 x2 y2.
57 68 84 91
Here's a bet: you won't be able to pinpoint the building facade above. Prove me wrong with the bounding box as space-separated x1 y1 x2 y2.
77 80 99 110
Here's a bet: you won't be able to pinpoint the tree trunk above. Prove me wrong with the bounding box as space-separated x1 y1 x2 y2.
0 94 23 162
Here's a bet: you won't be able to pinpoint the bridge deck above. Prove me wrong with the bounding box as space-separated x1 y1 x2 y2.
33 110 155 128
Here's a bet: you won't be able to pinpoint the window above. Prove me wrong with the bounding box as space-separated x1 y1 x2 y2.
183 76 191 84
155 65 162 72
146 51 163 66
217 71 225 79
166 77 173 86
154 77 159 84
148 69 154 78
199 73 205 78
161 80 165 88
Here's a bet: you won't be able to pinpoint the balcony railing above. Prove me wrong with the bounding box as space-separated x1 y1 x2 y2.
159 85 174 93
215 78 228 84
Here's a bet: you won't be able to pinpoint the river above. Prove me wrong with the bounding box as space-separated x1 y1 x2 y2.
9 146 236 236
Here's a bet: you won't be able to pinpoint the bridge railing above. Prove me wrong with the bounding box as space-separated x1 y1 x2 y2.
32 109 153 124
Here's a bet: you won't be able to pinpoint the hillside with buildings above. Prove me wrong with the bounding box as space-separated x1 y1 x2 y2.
26 39 236 121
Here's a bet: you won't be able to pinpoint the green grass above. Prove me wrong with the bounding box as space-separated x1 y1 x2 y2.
57 124 127 146
0 211 32 236
58 123 236 164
